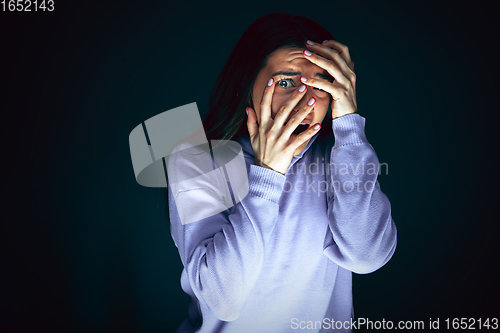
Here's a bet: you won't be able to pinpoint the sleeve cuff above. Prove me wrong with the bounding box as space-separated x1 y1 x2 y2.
332 113 369 149
247 165 286 203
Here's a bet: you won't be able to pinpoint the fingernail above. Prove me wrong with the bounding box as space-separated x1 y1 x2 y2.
303 50 312 56
300 76 307 82
306 40 315 45
322 40 329 43
246 107 249 115
298 85 306 92
267 78 274 86
313 124 321 130
308 97 316 106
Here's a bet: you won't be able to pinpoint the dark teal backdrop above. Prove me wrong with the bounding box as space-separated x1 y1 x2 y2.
2 0 499 332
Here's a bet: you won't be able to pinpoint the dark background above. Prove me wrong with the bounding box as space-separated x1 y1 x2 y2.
2 0 499 332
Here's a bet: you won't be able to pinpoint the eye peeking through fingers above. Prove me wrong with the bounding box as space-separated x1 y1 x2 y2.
276 78 296 89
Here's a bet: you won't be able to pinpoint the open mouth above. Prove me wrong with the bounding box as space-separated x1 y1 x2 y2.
292 123 310 135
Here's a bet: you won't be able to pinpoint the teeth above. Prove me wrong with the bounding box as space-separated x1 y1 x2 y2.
285 122 308 126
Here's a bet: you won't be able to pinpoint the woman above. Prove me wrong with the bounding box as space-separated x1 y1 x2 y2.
167 11 397 333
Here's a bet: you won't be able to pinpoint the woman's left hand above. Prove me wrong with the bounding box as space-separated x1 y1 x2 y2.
301 40 357 120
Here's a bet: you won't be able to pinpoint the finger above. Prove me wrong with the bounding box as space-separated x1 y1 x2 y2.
246 107 259 140
280 96 316 140
259 77 275 128
320 39 353 70
303 50 356 87
303 48 355 87
287 122 321 152
272 84 308 130
300 77 345 101
308 40 354 75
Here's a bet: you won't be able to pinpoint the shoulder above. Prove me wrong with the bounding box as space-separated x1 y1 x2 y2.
167 140 249 194
167 141 214 182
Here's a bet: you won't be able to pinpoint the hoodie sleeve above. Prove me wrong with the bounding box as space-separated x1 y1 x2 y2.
168 146 285 322
323 113 397 274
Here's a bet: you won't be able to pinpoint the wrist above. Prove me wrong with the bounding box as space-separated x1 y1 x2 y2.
254 162 285 175
248 165 287 203
331 113 368 148
332 110 357 120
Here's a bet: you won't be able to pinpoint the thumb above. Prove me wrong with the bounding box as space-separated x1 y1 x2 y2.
246 107 258 139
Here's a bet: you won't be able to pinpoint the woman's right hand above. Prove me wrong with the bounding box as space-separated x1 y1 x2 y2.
246 78 322 175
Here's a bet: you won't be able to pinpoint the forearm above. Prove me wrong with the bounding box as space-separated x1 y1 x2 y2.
324 114 397 274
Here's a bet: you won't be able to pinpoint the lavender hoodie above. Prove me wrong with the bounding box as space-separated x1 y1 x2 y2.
168 113 397 332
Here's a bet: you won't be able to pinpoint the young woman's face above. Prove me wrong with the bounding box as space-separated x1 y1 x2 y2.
250 46 332 155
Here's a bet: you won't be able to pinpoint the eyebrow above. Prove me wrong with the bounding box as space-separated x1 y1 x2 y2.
271 71 334 81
